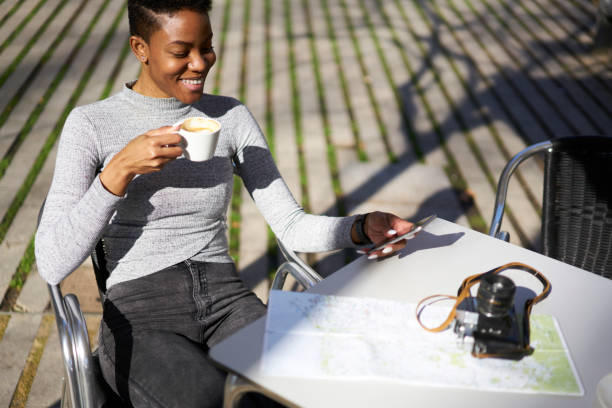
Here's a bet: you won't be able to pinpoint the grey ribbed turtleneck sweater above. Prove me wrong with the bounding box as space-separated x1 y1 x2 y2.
35 84 357 288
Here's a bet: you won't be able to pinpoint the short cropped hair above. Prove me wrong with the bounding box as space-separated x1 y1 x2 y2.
128 0 212 42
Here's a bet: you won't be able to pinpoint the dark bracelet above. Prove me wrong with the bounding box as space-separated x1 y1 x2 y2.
355 214 373 245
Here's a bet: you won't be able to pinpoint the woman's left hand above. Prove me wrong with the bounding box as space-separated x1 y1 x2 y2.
363 211 415 259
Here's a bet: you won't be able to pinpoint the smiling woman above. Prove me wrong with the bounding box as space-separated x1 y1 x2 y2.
34 0 417 407
130 8 217 103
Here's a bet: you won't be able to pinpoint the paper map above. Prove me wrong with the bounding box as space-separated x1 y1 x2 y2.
262 291 583 396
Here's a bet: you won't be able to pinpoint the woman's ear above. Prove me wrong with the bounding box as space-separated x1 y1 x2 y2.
130 35 149 64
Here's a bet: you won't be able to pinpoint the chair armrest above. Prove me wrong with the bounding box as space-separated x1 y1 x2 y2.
272 240 323 291
489 141 552 239
49 285 98 408
48 284 82 408
271 261 322 290
64 295 97 408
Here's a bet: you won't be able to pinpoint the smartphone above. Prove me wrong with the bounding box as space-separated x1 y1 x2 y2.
369 214 437 252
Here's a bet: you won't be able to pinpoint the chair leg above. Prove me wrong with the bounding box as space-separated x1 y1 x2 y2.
223 373 295 408
60 376 71 408
224 373 258 408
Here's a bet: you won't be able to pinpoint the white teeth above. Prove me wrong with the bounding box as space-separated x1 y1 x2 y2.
182 79 202 85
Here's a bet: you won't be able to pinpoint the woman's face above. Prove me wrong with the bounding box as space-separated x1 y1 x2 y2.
133 9 216 103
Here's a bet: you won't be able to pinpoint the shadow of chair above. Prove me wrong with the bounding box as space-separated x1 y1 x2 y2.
45 231 320 407
489 135 612 278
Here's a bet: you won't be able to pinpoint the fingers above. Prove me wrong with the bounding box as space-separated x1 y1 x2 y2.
147 126 183 147
147 124 180 136
366 240 406 260
388 213 414 236
361 212 418 260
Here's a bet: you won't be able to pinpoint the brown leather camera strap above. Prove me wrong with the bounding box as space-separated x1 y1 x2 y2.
415 262 551 336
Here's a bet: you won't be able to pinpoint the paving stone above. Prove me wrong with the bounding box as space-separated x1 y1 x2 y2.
25 320 62 408
451 0 574 138
0 0 62 67
509 0 612 132
346 0 414 162
311 0 358 166
15 265 49 313
271 0 300 203
0 0 117 219
432 0 551 144
81 7 130 103
239 0 269 300
59 259 102 314
327 0 390 163
0 140 55 303
0 0 85 156
0 313 42 406
497 2 608 134
340 160 467 226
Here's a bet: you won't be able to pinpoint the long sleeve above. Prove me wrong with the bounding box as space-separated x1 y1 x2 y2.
232 104 358 252
35 108 123 285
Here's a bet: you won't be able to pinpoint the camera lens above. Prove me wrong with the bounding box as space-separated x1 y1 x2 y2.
476 274 516 317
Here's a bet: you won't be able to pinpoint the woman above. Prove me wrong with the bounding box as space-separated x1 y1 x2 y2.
35 0 415 406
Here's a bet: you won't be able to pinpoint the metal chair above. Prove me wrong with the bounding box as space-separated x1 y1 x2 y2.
594 0 612 51
47 238 124 408
44 222 321 407
490 135 612 278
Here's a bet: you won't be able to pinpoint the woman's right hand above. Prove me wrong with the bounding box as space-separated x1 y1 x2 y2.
99 125 183 196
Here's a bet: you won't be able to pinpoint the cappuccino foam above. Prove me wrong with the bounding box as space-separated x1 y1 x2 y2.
181 117 219 133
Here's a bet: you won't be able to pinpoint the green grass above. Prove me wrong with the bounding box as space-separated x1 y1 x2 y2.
0 0 121 244
0 315 10 341
212 0 233 95
443 0 556 140
300 0 346 216
0 0 69 91
9 237 35 289
319 0 368 162
9 315 54 408
0 0 47 55
338 0 406 163
498 0 612 119
0 0 72 140
359 0 489 232
99 35 132 100
462 0 579 134
0 0 26 30
406 0 541 217
264 0 280 279
0 0 122 184
228 0 252 264
0 236 35 311
284 0 310 212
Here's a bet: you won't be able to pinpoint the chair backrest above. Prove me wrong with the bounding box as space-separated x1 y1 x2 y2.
542 136 612 278
91 239 110 296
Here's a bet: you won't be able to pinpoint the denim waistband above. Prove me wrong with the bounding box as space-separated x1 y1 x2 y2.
102 260 261 345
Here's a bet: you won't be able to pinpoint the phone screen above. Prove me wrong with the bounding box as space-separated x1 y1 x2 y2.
369 214 437 252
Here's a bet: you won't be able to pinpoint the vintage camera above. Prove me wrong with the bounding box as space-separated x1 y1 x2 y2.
453 273 531 360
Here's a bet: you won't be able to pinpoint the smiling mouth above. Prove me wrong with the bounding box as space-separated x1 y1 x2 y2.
181 78 203 85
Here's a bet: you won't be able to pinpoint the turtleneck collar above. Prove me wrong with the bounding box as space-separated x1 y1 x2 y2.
122 80 195 112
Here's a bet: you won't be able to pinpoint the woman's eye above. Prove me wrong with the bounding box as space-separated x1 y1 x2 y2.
172 52 189 58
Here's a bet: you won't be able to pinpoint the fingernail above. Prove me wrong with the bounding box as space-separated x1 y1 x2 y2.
368 254 378 260
382 247 392 254
356 249 366 254
387 229 397 235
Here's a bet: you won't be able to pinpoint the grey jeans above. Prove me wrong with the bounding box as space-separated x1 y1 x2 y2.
98 261 268 408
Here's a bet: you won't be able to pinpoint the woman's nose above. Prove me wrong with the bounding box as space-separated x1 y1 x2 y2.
188 52 205 72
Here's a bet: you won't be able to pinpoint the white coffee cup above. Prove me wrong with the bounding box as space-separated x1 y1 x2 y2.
175 117 221 161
